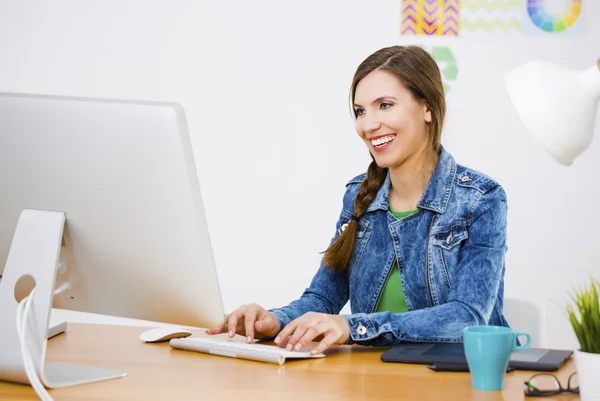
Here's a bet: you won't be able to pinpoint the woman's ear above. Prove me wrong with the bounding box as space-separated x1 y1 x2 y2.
424 105 432 123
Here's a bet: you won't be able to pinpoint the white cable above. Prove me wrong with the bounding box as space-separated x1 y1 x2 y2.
17 290 52 401
17 290 53 401
52 282 71 297
16 288 55 401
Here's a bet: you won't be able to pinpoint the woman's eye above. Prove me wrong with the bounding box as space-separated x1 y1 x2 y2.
355 108 365 116
380 102 392 110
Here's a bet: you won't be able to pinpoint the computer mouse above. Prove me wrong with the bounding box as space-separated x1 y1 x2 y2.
139 327 193 343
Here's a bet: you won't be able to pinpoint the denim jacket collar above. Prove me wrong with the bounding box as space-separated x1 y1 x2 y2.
366 145 457 214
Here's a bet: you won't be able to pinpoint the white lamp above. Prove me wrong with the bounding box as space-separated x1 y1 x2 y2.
505 59 600 165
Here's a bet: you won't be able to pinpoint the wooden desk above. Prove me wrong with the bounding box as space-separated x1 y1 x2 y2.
0 323 579 401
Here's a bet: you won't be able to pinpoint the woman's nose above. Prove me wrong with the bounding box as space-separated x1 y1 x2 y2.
361 112 382 134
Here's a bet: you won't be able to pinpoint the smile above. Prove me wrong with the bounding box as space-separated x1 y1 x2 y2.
370 134 396 148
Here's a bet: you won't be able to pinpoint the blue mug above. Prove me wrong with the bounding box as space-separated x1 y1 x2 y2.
463 326 531 391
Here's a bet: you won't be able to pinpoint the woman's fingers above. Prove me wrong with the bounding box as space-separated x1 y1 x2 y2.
274 319 298 347
275 314 319 350
205 304 280 340
293 323 327 351
207 310 345 356
244 304 262 343
310 332 338 355
256 312 281 339
227 306 248 337
284 324 312 351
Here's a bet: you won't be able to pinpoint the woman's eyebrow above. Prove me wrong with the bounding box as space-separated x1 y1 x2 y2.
353 96 398 108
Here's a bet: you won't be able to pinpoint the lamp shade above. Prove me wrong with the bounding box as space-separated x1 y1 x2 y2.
505 60 600 165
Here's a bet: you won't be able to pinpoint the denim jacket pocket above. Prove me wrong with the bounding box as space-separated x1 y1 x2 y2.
430 223 469 290
431 223 469 250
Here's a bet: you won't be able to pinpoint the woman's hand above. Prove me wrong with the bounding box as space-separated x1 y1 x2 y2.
205 303 280 343
274 312 350 355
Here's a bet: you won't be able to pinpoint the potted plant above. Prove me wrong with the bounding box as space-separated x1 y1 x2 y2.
567 277 600 400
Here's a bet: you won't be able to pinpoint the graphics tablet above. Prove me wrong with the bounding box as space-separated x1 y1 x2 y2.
380 343 573 371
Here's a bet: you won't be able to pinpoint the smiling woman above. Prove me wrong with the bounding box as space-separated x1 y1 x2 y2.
206 45 510 355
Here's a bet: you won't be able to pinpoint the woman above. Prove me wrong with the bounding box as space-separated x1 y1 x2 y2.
206 45 509 355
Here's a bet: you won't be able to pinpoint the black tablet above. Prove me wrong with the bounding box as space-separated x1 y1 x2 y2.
380 343 573 371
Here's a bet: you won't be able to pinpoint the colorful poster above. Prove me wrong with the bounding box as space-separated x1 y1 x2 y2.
400 0 586 36
460 0 523 35
522 0 585 36
401 0 460 36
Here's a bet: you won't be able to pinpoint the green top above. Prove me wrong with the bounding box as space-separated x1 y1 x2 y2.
375 206 418 314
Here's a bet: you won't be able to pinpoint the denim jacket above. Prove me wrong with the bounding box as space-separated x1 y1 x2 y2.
270 146 509 346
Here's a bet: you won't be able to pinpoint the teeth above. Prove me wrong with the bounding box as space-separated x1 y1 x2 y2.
371 135 395 147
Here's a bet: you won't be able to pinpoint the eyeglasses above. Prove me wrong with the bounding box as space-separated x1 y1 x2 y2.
524 372 579 397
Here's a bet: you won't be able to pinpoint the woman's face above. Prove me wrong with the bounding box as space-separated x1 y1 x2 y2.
353 70 432 170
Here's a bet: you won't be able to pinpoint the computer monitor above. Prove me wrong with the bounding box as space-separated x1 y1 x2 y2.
0 92 226 387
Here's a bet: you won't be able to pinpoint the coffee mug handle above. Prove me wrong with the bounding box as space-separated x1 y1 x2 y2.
513 331 531 352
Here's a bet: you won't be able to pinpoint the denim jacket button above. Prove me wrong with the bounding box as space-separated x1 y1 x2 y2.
357 322 367 335
460 175 471 182
446 232 453 245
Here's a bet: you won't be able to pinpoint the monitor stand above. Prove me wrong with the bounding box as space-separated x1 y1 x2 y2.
48 319 67 339
0 209 126 388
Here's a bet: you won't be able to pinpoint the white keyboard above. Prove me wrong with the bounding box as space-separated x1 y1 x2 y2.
169 337 325 365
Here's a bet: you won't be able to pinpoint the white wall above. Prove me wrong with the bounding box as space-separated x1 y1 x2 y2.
1 0 599 350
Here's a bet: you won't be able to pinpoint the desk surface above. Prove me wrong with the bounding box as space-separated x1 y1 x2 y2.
0 323 579 401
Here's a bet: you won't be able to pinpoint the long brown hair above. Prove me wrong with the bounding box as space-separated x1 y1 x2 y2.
323 45 446 272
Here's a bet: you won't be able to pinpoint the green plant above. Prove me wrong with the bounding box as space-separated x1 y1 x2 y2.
567 277 600 354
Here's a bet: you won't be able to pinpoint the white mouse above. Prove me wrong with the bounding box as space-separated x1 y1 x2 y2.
139 327 193 343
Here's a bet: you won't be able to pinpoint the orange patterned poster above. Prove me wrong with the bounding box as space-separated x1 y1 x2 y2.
401 0 460 36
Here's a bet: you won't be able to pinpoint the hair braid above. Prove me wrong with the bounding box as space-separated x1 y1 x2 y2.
322 161 387 272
